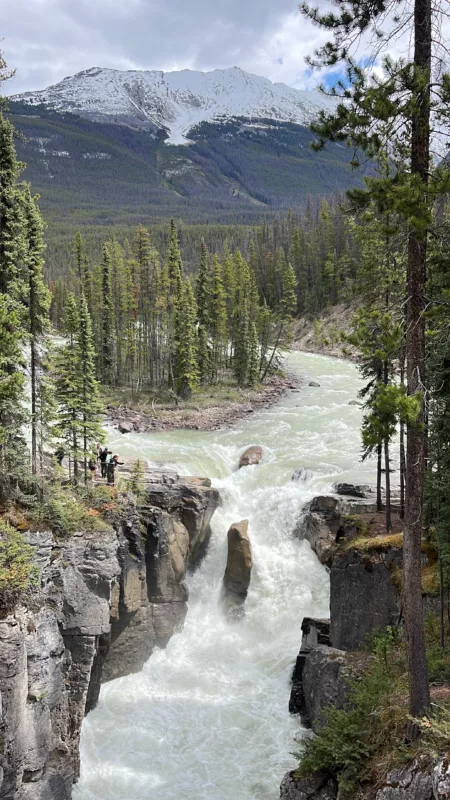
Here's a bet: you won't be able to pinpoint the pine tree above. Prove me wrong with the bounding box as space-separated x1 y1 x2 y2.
166 220 183 387
196 241 211 383
247 323 260 387
78 294 104 482
73 231 90 301
234 303 250 387
54 295 82 482
174 278 199 400
54 294 103 484
101 244 113 385
209 255 228 382
0 64 30 492
196 240 210 328
281 262 298 318
23 188 52 475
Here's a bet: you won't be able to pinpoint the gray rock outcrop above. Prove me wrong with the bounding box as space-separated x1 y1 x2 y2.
238 446 263 469
330 546 402 651
221 520 252 619
289 617 331 716
294 496 342 567
0 472 220 800
280 772 337 799
303 646 373 731
375 761 433 799
432 757 450 798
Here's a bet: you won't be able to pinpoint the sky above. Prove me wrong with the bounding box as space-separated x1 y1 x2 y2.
2 0 449 98
0 0 342 95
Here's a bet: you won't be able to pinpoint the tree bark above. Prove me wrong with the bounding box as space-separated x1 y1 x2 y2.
30 339 37 476
377 443 383 512
384 438 392 533
404 0 431 726
399 355 406 520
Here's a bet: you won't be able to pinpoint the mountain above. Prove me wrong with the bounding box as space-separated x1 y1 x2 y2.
12 66 337 145
8 67 365 233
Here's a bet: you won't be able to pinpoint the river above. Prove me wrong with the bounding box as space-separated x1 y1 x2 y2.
73 352 374 800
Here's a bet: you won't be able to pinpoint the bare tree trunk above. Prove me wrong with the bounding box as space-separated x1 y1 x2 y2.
404 0 431 728
384 438 392 533
30 340 37 476
400 356 406 520
72 420 79 483
261 323 284 383
439 556 445 649
377 443 383 512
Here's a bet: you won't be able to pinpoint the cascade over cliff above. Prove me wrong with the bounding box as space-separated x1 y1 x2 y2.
0 470 219 800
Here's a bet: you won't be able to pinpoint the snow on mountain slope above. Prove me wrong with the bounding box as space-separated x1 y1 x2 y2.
12 66 335 145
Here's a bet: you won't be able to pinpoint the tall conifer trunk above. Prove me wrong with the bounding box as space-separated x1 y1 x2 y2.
404 0 432 723
30 338 37 475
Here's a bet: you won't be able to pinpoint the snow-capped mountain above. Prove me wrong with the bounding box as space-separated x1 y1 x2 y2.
12 66 334 145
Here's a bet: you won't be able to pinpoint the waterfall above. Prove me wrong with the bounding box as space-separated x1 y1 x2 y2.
74 352 374 800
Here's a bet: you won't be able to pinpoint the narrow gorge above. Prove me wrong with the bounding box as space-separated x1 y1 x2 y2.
1 353 382 800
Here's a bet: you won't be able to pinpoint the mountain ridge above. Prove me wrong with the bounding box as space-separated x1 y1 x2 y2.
12 65 336 145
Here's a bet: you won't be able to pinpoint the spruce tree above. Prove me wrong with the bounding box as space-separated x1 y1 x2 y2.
78 294 104 483
73 231 90 302
0 60 30 491
174 278 199 400
101 244 113 385
209 255 228 383
234 303 250 387
247 323 260 387
196 240 210 329
281 262 298 319
54 295 82 482
196 241 211 383
23 187 52 475
166 220 183 387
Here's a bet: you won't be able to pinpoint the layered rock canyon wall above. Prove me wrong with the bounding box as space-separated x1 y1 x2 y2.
0 471 219 800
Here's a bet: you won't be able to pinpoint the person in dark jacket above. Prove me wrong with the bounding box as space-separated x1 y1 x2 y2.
55 446 65 466
106 454 124 486
99 447 108 478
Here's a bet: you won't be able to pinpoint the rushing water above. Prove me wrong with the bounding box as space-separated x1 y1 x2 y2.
73 352 375 800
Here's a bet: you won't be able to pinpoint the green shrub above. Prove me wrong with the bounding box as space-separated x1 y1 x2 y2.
0 522 39 612
417 704 450 758
28 485 111 537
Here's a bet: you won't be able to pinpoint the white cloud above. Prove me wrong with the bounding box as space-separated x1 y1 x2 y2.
1 0 449 97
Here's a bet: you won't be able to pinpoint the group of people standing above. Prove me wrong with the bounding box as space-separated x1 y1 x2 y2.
95 446 124 485
54 444 124 486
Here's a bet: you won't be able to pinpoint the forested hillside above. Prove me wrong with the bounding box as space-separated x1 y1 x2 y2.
9 102 367 240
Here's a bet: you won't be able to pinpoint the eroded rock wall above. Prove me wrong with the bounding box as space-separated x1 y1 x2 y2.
0 474 219 800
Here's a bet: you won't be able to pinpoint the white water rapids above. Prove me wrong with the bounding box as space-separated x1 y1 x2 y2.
73 352 375 800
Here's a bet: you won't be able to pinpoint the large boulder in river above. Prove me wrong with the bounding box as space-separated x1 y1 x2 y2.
221 520 252 619
238 446 263 469
118 419 134 434
309 381 321 388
